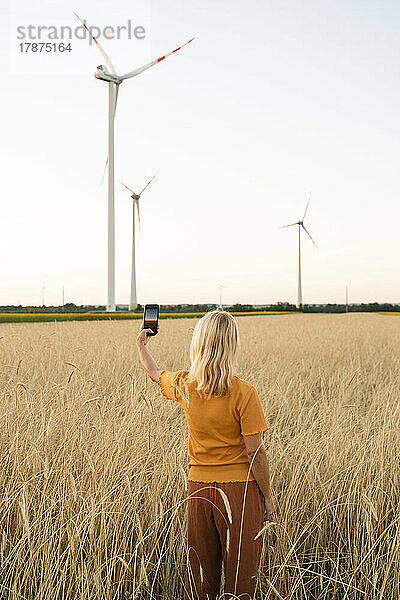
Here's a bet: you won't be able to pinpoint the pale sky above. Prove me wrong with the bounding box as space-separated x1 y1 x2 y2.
1 0 400 306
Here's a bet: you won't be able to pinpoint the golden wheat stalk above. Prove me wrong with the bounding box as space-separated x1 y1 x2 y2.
170 376 190 407
217 488 233 524
254 520 277 540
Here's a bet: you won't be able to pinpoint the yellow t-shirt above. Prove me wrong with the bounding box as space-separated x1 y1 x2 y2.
158 370 269 483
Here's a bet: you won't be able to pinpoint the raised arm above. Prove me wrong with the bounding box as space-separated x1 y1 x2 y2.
136 328 162 382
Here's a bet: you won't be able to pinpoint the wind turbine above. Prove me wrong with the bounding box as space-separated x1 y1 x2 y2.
281 193 317 309
75 13 194 312
120 172 159 311
218 284 223 308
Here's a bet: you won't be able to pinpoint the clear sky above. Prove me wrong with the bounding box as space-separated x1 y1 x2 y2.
1 0 400 306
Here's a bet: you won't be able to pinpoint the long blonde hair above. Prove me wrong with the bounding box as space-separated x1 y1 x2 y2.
188 310 239 398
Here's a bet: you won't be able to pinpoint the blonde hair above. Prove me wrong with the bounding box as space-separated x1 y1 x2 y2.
188 310 239 398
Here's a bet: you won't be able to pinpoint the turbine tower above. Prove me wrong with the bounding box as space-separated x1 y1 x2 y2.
75 13 194 311
281 193 317 309
120 172 159 311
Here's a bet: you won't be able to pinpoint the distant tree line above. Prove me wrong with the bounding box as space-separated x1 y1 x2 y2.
301 303 399 313
0 302 398 313
0 303 105 313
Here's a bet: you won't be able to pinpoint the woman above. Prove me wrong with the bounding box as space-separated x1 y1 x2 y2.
136 310 275 600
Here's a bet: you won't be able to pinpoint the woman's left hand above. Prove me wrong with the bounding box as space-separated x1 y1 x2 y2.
263 493 276 521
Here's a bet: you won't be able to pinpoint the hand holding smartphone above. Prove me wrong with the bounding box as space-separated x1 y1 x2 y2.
143 304 159 336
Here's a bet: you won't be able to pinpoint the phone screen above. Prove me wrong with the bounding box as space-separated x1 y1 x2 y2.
145 307 158 321
143 304 159 336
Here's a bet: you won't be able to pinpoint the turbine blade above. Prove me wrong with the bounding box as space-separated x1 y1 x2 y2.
101 86 118 182
303 191 311 221
136 199 141 231
101 156 109 184
74 12 116 74
114 84 119 116
120 181 137 196
301 224 318 247
120 38 195 81
140 170 160 195
280 222 298 229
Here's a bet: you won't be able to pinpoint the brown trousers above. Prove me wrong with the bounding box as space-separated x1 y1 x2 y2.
184 480 264 600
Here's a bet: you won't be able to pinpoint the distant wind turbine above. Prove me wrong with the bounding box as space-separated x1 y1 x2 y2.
75 12 194 312
281 192 318 308
120 172 159 311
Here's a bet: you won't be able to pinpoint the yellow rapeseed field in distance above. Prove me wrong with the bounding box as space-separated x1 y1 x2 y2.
0 310 294 316
0 311 295 325
0 314 399 599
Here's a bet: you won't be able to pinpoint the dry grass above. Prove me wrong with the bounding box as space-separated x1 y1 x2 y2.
0 314 399 599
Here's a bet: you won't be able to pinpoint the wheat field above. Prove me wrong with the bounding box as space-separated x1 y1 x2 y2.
0 314 399 600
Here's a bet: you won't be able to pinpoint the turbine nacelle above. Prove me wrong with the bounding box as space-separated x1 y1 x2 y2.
94 65 121 84
131 193 140 201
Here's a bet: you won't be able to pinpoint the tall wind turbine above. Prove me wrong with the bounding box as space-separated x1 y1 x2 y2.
218 284 223 308
120 172 159 311
281 193 317 309
75 13 194 312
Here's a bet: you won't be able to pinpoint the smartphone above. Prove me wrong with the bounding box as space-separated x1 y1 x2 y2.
143 304 159 336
